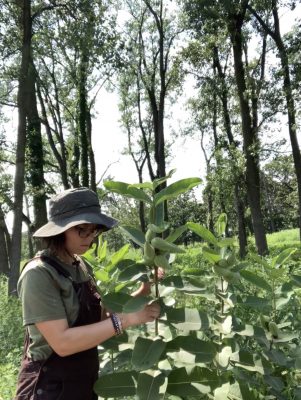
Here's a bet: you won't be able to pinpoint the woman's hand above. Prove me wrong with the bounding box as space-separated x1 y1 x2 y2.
132 267 165 297
120 301 160 328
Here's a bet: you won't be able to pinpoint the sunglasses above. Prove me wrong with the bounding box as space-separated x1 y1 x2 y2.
74 225 103 238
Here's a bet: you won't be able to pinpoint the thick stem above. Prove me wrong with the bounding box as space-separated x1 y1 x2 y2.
154 265 159 336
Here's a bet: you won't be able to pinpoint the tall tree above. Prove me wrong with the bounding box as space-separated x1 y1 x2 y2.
248 0 301 240
123 0 183 185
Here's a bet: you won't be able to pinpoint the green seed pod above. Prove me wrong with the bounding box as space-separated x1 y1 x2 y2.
145 228 156 243
268 321 279 338
154 254 170 270
151 237 185 254
143 241 155 264
260 314 269 330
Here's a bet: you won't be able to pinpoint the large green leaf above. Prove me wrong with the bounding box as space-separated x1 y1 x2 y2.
203 247 221 264
120 225 145 247
123 296 152 313
154 178 202 206
152 169 177 190
187 222 218 246
104 180 151 203
97 238 107 262
238 296 271 311
214 382 230 400
272 248 297 268
213 265 240 283
240 270 272 292
249 253 270 269
165 225 188 243
215 213 227 237
102 292 132 313
166 336 216 363
108 244 130 270
166 367 220 396
94 371 137 397
118 263 148 281
165 308 210 331
161 276 206 293
94 269 109 282
136 370 165 400
132 337 166 371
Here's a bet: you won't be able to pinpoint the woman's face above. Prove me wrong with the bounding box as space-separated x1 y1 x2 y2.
64 223 101 255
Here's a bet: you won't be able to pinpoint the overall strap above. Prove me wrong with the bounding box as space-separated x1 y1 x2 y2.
22 255 72 280
39 255 72 279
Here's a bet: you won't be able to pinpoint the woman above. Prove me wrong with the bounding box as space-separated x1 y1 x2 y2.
15 187 160 400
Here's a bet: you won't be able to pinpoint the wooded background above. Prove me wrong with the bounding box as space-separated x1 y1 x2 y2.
0 0 300 294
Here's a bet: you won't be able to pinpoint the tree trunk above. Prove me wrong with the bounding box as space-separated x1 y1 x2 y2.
26 62 47 232
248 1 301 240
9 0 31 295
213 45 248 257
87 108 96 192
79 50 89 188
229 9 268 255
0 207 10 276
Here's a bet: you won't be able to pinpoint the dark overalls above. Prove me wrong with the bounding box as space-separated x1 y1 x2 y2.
15 256 102 400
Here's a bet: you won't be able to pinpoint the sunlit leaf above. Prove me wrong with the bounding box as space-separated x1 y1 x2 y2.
152 169 177 190
202 246 221 263
104 180 151 203
154 178 202 206
187 222 218 246
165 308 210 331
94 269 109 282
272 248 297 268
165 225 188 243
166 367 220 396
166 336 216 363
215 213 227 237
108 244 130 270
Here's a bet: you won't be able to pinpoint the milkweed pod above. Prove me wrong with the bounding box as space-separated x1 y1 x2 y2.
151 237 185 254
143 241 155 263
268 321 279 338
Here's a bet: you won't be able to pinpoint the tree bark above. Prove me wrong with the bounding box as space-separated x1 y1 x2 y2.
0 207 10 276
9 0 31 295
248 1 301 240
79 50 89 188
228 6 268 255
26 61 47 232
213 45 248 257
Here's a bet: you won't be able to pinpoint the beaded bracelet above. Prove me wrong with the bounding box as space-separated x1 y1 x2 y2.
110 313 123 336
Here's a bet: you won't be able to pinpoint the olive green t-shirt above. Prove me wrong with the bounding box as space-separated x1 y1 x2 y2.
17 250 94 361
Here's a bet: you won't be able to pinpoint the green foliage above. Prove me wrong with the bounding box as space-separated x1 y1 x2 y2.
89 175 301 399
0 275 23 400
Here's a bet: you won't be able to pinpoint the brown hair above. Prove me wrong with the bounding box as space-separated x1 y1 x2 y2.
42 233 66 254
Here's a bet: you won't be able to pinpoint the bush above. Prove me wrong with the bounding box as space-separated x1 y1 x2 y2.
0 275 23 400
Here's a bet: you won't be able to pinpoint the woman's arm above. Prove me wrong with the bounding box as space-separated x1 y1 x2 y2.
36 302 160 357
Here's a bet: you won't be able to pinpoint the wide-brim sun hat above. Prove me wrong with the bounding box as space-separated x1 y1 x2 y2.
33 187 118 237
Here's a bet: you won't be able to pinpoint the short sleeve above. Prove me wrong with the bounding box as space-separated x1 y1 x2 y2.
18 265 68 326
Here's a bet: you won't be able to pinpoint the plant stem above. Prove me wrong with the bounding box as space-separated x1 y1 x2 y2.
154 265 159 335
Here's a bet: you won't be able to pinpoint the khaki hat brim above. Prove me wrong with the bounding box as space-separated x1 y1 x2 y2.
33 211 118 237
